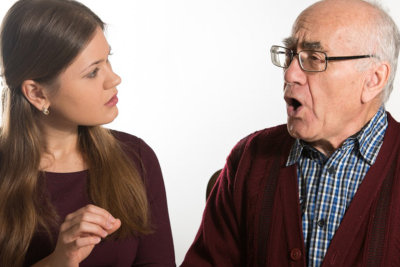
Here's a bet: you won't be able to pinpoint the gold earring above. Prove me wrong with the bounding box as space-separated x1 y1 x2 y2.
42 107 49 115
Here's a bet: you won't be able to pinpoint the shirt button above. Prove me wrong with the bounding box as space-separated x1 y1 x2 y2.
317 219 326 228
290 248 302 261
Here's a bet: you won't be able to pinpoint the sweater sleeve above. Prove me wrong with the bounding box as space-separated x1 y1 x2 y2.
181 137 248 266
132 138 176 267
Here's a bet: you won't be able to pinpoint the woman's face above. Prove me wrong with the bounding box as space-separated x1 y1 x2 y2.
45 27 121 128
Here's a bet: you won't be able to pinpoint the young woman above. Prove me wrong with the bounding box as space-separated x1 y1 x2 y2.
0 0 175 266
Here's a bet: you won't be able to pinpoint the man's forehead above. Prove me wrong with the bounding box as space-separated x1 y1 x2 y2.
283 37 325 51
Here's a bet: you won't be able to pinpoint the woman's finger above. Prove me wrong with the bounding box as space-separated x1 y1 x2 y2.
106 218 122 235
65 204 116 223
62 205 118 232
61 211 116 233
69 235 102 249
60 221 109 244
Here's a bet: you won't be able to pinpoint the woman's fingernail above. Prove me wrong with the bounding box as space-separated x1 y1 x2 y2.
106 215 116 229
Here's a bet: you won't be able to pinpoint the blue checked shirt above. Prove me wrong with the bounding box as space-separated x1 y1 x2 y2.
286 107 387 267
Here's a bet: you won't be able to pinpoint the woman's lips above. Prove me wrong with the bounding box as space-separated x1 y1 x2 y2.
105 94 118 106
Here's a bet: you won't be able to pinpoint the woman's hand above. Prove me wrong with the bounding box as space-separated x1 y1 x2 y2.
33 204 121 267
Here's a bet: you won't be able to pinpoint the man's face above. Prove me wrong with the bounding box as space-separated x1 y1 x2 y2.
283 4 373 151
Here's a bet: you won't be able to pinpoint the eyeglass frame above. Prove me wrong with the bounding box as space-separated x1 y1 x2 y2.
270 45 375 72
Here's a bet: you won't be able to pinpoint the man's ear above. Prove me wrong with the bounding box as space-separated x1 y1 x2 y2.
21 80 50 112
361 62 390 103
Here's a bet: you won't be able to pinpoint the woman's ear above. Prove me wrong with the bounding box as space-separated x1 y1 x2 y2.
361 62 390 104
21 80 50 112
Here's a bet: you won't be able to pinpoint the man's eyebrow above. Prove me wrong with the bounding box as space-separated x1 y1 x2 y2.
283 37 297 48
301 41 323 50
282 37 324 51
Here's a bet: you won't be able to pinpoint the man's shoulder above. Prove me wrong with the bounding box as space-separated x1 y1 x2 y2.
229 124 293 161
387 112 400 133
238 124 292 148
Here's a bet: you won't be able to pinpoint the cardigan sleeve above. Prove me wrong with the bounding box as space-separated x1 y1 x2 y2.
181 137 248 266
132 138 176 266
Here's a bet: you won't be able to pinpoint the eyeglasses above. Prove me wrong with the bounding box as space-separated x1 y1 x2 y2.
270 45 375 72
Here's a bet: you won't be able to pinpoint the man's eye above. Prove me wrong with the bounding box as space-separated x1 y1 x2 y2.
308 52 324 61
87 68 99 78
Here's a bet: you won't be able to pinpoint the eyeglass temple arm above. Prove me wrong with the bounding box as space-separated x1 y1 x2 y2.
326 55 374 61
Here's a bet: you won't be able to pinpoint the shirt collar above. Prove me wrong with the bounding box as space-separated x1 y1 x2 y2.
286 106 387 166
287 138 305 166
356 106 387 164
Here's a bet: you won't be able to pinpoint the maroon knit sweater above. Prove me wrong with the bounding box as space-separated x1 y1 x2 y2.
182 113 400 267
23 131 175 267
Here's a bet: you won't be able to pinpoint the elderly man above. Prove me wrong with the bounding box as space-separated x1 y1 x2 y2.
181 0 400 266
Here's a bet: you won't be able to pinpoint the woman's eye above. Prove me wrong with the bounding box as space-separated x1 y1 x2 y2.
87 68 99 78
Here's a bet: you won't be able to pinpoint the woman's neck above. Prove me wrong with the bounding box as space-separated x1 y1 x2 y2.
39 122 87 173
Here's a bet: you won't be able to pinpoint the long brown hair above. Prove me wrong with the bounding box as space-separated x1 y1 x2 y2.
0 0 150 266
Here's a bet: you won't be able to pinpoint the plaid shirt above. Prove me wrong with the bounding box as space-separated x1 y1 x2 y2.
286 107 387 267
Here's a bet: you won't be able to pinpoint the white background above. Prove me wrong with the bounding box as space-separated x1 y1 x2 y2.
1 0 400 264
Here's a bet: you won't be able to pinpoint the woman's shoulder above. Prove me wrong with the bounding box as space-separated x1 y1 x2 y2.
110 129 161 174
110 129 142 146
110 130 166 202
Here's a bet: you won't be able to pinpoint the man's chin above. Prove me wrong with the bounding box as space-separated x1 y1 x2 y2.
286 121 316 142
287 123 300 139
287 119 302 137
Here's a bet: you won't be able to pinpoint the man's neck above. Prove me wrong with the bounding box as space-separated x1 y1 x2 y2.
310 105 383 157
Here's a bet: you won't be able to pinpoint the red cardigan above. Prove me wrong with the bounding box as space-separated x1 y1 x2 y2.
182 113 400 266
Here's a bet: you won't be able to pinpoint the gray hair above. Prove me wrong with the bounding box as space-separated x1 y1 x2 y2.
363 0 400 103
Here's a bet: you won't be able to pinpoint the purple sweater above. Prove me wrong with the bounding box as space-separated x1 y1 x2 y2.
24 131 175 266
182 113 400 266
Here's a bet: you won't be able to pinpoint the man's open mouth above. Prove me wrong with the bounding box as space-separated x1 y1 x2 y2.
287 97 302 110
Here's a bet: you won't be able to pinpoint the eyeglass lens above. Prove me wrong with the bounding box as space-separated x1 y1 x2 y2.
299 51 326 71
271 46 327 72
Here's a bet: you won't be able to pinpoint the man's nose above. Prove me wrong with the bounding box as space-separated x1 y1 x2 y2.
284 56 307 86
